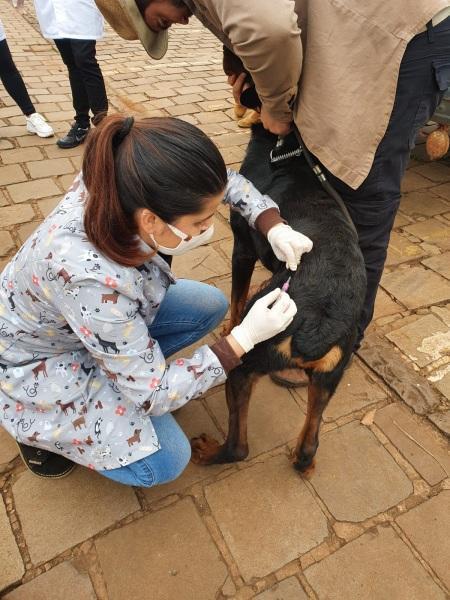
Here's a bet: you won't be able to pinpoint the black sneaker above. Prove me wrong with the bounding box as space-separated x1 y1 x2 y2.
57 122 90 149
17 443 76 478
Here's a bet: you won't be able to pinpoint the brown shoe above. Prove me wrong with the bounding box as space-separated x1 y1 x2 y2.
270 368 308 388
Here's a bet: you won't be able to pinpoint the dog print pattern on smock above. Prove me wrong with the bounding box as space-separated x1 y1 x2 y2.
0 170 278 470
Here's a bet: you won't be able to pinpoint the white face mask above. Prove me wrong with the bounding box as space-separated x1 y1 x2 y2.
150 222 215 256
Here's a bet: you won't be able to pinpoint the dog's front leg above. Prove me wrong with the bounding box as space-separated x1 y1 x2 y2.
191 368 259 465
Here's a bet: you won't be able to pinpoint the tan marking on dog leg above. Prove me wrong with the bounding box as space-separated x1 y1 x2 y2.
314 345 343 372
294 345 343 373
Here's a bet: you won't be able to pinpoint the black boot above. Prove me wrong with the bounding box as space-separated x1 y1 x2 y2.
57 122 90 149
17 443 76 478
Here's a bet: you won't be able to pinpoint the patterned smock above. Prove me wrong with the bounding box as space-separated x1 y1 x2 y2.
0 170 281 470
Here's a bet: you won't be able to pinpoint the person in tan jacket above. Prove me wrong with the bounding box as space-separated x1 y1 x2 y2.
97 0 450 386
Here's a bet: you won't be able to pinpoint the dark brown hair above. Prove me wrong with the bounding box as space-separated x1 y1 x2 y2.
135 0 187 18
82 114 227 266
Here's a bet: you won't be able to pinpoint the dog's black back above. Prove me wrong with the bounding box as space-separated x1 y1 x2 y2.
233 125 366 369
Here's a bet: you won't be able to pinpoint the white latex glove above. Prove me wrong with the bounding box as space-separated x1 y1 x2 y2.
267 223 313 271
230 289 297 353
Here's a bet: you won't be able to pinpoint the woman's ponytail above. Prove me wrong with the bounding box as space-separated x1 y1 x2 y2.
83 114 148 267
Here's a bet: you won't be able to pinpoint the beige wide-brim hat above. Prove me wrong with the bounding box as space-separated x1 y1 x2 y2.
95 0 168 59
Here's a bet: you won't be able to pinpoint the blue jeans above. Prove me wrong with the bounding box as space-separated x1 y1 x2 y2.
100 279 228 487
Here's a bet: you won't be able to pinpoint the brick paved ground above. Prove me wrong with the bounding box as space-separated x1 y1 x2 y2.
1 2 449 599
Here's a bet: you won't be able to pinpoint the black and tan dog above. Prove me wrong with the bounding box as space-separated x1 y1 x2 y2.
191 124 367 473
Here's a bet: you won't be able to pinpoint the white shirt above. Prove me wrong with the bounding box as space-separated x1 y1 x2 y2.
33 0 104 40
0 18 6 42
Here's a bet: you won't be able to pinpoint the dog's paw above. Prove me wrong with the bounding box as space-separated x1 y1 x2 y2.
292 451 316 478
190 434 222 465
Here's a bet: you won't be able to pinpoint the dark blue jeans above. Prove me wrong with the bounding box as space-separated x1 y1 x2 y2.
322 18 450 348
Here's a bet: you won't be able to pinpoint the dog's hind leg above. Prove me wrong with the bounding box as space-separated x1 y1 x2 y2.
191 368 260 465
293 367 343 474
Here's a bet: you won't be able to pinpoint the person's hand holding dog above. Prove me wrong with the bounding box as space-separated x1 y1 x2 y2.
229 289 297 353
228 72 292 136
267 223 313 271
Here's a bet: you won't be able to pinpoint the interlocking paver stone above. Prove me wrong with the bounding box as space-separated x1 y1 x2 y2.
172 245 231 280
309 422 412 521
386 314 448 367
394 211 413 228
12 468 140 564
96 498 228 600
0 147 43 165
0 164 27 186
206 377 304 458
256 577 307 599
373 287 402 319
142 399 231 503
0 496 24 591
401 170 433 192
422 251 450 279
381 266 450 309
400 190 450 217
0 230 15 257
17 221 41 244
359 332 441 415
385 231 427 266
38 196 61 217
397 492 450 589
27 157 73 179
412 162 450 183
205 454 328 581
0 427 18 469
428 409 450 436
305 526 446 600
0 189 9 207
375 403 450 485
7 178 60 204
433 181 450 201
404 219 450 251
0 203 35 227
3 560 96 599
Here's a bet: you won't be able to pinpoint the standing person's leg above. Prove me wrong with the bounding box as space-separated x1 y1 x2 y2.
70 39 108 125
100 280 228 487
0 39 53 137
54 38 91 148
0 38 35 115
323 19 450 349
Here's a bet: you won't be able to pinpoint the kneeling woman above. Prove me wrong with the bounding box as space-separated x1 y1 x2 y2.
0 115 312 486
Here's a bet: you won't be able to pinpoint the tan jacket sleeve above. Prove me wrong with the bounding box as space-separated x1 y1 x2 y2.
212 0 303 122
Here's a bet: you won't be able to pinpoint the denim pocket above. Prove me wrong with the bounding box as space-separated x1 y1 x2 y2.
433 59 450 92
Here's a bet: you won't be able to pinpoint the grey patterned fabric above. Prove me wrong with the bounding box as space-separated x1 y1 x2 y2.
0 169 277 470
